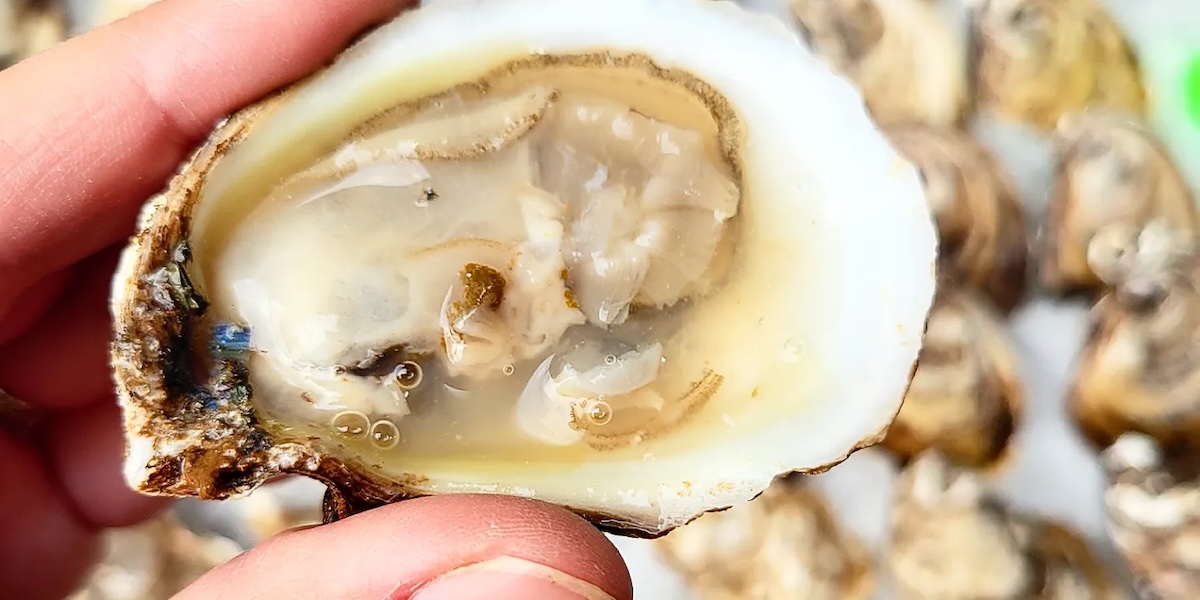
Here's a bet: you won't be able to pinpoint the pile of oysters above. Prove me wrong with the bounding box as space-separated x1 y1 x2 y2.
4 0 1196 598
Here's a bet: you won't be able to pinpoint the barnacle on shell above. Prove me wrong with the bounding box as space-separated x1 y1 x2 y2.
790 0 967 127
655 476 875 600
883 284 1022 469
1071 248 1200 450
971 0 1147 131
888 125 1030 313
889 451 1131 600
1041 111 1198 298
1101 433 1200 600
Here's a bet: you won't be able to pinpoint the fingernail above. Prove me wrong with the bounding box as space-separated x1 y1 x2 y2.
412 556 616 600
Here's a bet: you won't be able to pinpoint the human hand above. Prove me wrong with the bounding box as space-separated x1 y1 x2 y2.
0 1 633 598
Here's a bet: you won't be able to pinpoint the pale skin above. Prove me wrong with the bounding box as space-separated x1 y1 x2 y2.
0 1 633 599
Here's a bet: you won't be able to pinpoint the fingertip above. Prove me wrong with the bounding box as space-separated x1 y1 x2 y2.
178 494 632 600
48 401 170 528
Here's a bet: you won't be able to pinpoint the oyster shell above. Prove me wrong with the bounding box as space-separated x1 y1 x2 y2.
1070 247 1200 450
971 0 1147 131
66 512 242 600
0 0 66 69
889 451 1131 600
110 0 937 536
1101 433 1200 600
790 0 967 127
1040 111 1199 298
654 476 874 600
883 284 1022 469
888 125 1030 313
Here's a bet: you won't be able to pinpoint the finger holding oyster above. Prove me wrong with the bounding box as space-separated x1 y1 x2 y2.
1070 242 1200 451
889 451 1131 600
111 0 938 537
1040 110 1199 298
883 284 1023 469
889 125 1030 313
1101 433 1200 600
971 0 1147 131
655 476 875 600
789 0 968 127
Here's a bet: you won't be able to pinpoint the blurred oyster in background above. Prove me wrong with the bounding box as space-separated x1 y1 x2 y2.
883 285 1022 469
889 125 1030 312
971 0 1146 131
1071 248 1200 450
1041 110 1198 298
66 512 242 600
889 451 1130 600
790 0 967 127
0 0 66 68
655 476 875 600
1101 433 1200 600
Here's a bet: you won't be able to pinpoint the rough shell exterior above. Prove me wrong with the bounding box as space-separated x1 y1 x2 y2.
889 451 1130 600
1102 434 1200 600
883 284 1022 469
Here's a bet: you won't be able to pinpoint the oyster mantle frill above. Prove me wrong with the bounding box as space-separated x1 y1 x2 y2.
110 0 937 537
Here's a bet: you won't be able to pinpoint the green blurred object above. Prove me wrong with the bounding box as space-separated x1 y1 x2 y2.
1185 52 1200 127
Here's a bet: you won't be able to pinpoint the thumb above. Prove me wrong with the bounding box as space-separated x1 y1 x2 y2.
173 494 633 600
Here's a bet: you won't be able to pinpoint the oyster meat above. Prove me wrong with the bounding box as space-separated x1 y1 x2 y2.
1101 433 1200 600
110 0 937 536
790 0 967 127
971 0 1147 131
883 284 1022 469
1041 110 1198 298
1070 244 1200 450
889 451 1131 600
655 476 875 600
888 125 1030 313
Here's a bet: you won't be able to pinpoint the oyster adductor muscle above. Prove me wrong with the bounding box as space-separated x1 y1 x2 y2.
110 0 937 537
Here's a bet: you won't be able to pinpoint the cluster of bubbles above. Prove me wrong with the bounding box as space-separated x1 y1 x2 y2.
332 411 402 450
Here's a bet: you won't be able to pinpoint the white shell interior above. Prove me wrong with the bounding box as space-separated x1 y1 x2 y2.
183 0 936 531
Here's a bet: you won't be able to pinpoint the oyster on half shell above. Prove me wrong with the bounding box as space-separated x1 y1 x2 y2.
110 0 937 537
655 476 875 600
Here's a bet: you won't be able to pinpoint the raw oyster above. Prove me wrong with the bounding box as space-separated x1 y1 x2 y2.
1070 246 1200 450
883 285 1022 469
655 476 874 600
0 0 66 69
971 0 1147 131
1101 433 1200 600
790 0 967 127
109 0 937 536
1040 111 1198 298
889 451 1130 600
888 125 1030 313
